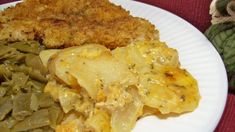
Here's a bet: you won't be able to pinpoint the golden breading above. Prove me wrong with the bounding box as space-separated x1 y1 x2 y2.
0 0 159 49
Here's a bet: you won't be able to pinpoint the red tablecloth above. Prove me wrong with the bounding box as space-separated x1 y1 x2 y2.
0 0 235 131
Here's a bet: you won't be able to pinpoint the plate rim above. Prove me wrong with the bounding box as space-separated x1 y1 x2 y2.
110 1 228 131
0 0 228 131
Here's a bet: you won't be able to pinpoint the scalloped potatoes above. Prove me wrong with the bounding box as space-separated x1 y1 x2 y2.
41 41 200 132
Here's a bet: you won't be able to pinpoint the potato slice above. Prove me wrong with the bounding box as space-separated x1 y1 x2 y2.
47 44 109 89
48 44 137 99
56 119 83 132
111 88 143 132
85 109 111 132
44 81 82 113
112 40 180 74
41 41 201 132
39 49 60 67
138 67 200 114
113 41 199 114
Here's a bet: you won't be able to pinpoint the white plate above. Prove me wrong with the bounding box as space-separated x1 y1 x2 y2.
0 1 228 132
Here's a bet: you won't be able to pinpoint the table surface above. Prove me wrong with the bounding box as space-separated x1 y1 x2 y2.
0 0 235 132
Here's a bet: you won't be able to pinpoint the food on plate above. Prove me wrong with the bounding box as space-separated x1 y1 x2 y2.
0 40 64 131
113 41 200 114
45 44 137 99
0 0 200 131
0 0 158 49
41 40 200 131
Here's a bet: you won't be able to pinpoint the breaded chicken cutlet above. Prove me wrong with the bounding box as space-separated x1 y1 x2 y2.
0 0 159 49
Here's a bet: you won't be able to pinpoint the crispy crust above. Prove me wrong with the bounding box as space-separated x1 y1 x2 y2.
0 0 159 49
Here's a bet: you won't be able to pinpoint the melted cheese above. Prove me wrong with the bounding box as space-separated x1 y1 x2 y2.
40 40 200 132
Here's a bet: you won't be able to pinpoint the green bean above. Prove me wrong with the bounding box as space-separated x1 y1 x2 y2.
12 94 33 121
8 41 43 54
0 117 18 129
30 93 39 111
25 80 45 93
0 65 12 80
12 109 50 131
0 40 9 46
0 122 10 132
29 70 48 83
0 96 12 121
36 93 54 108
48 104 64 129
30 126 54 132
10 65 47 83
0 45 17 60
0 40 63 131
25 54 48 75
12 72 29 88
0 87 7 97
